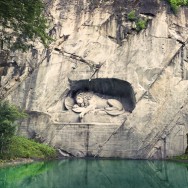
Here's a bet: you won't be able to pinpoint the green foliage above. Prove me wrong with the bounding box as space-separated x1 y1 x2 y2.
167 0 188 13
0 101 26 157
127 10 137 21
127 10 148 32
169 0 179 12
170 154 188 160
8 136 57 159
0 0 51 51
136 18 148 32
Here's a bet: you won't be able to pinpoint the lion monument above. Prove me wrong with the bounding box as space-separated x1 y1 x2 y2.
65 92 125 118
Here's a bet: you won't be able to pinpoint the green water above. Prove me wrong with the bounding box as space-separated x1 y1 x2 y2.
0 159 188 188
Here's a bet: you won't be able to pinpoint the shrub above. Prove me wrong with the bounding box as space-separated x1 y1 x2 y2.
167 0 188 13
0 101 26 158
128 10 137 21
169 0 180 13
127 10 148 31
136 18 148 32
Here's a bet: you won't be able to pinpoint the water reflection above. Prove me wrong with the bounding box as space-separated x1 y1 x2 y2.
0 159 188 188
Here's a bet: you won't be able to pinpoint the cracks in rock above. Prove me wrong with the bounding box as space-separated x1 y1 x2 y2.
176 39 186 46
58 148 75 157
149 34 186 46
137 94 188 158
137 38 188 103
140 13 155 17
136 126 169 158
107 35 118 43
149 34 174 40
61 50 95 68
54 48 61 52
0 50 48 100
180 46 185 80
54 48 105 80
89 63 104 81
52 35 70 48
135 42 188 156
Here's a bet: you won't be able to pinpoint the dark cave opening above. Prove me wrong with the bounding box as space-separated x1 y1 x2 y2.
68 78 136 112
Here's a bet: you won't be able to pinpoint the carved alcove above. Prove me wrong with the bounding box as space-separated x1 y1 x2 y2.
62 78 136 123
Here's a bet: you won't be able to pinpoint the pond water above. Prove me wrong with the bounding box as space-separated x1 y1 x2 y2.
0 159 188 188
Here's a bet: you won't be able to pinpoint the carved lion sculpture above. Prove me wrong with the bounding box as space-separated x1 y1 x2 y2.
70 92 125 118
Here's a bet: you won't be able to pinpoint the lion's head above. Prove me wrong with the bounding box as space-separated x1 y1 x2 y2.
75 92 93 107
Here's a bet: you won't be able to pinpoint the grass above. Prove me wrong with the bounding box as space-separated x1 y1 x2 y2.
171 154 188 160
0 136 57 160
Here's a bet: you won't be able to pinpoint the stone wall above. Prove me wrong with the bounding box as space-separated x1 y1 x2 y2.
1 0 188 158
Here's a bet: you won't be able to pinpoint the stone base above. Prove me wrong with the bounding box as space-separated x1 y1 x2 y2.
52 111 128 124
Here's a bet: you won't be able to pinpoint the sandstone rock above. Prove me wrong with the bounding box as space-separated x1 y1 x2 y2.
2 0 188 158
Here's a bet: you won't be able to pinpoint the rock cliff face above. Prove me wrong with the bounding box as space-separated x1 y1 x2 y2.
1 0 188 158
